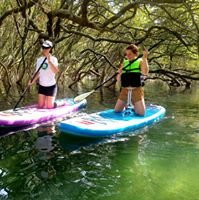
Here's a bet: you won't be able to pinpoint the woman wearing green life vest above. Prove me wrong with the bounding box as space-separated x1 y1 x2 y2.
114 44 149 116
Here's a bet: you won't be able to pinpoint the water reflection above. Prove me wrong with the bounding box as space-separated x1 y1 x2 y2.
59 133 100 153
33 123 58 180
57 134 140 200
0 124 37 137
35 124 56 153
0 123 60 199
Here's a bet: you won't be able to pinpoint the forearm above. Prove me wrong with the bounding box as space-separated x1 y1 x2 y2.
28 73 39 86
48 60 59 74
116 73 121 82
141 57 149 75
31 73 39 84
117 65 123 81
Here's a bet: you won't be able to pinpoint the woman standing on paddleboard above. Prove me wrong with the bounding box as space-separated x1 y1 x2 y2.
29 40 59 109
115 44 149 116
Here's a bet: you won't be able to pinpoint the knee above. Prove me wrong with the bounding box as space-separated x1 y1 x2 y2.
114 99 125 113
47 103 54 109
136 111 145 116
38 103 44 109
114 104 124 113
114 109 123 113
135 109 145 116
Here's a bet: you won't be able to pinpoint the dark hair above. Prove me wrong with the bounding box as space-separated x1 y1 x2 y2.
126 44 138 55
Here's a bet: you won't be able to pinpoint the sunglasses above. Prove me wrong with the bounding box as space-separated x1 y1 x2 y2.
42 46 51 49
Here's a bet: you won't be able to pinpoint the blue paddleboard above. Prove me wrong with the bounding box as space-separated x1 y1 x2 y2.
59 105 166 138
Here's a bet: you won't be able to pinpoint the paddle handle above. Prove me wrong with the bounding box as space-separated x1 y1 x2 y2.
13 57 47 110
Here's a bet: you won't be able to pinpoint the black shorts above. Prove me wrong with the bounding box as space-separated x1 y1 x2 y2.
121 72 144 87
38 84 57 97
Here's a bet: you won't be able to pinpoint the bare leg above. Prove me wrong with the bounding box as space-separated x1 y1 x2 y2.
43 96 48 109
46 96 56 109
114 99 126 112
38 94 45 108
134 98 145 116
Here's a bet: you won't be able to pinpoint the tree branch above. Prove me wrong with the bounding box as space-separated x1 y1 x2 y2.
0 0 39 26
60 26 132 44
48 9 109 31
81 0 90 23
101 3 138 28
81 48 118 70
138 25 188 47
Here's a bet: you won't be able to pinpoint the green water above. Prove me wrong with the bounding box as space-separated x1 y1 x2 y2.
0 84 199 200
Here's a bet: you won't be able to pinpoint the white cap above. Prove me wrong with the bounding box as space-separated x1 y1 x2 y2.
42 40 53 48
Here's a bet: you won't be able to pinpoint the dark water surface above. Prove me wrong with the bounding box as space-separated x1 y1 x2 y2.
0 83 199 200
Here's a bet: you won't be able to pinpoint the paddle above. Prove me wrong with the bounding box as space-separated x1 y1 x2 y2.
74 73 118 103
74 40 163 103
13 57 47 110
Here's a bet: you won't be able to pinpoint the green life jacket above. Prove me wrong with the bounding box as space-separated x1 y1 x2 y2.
121 58 144 87
122 58 141 73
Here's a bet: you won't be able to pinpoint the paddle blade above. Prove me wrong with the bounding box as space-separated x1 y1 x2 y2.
74 90 95 103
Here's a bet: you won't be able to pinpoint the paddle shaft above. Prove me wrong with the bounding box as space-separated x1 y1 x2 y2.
13 57 47 110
